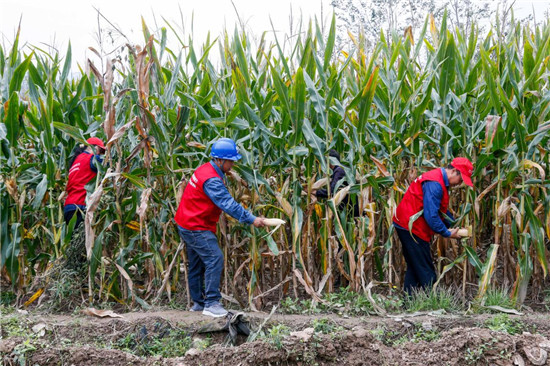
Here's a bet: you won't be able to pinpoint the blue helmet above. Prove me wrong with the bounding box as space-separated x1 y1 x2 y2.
210 138 242 161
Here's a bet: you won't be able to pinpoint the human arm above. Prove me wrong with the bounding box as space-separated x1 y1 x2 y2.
203 177 257 224
90 155 104 172
443 210 455 228
422 181 452 238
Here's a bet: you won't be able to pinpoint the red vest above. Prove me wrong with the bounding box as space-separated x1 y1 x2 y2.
65 153 97 206
175 163 224 233
393 168 449 242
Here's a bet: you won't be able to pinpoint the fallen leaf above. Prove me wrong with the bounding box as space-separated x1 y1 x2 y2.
82 308 124 319
32 323 46 337
484 305 523 315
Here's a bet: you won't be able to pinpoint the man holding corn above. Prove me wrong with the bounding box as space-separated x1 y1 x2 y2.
175 138 266 317
393 157 474 295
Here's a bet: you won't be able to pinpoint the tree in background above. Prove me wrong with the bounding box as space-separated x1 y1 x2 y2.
329 0 521 51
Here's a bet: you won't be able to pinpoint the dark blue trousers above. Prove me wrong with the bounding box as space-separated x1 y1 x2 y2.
64 205 84 229
177 226 224 307
395 226 436 295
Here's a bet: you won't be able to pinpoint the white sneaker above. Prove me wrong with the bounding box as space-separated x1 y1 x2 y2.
202 303 228 318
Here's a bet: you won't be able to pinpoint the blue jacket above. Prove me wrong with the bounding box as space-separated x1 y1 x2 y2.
421 168 454 237
203 161 256 224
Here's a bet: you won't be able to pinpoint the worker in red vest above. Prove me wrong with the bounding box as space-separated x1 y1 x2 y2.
175 138 266 317
393 157 474 295
64 137 106 229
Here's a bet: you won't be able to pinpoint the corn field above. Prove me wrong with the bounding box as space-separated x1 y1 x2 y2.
1 11 549 310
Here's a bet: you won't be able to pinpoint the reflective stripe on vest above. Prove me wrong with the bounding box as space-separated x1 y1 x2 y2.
393 168 449 242
174 162 224 233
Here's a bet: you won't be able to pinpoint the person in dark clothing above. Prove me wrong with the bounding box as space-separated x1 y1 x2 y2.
315 149 360 217
393 157 474 295
64 137 106 229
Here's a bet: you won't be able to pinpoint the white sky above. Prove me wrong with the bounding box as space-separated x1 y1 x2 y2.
1 0 548 70
1 0 331 69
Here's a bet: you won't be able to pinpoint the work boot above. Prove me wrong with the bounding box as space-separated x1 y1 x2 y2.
190 303 204 312
202 302 228 318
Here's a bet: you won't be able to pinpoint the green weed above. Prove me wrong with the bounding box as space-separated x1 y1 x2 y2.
265 324 291 349
10 339 37 366
405 287 463 313
0 292 16 306
472 287 515 312
0 316 28 337
115 328 192 357
464 339 497 365
311 318 343 334
410 328 441 343
483 314 524 335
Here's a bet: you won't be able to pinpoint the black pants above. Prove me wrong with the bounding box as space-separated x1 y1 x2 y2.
395 226 436 295
64 208 84 229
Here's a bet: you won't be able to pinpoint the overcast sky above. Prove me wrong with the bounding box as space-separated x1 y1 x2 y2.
1 0 330 68
1 0 548 70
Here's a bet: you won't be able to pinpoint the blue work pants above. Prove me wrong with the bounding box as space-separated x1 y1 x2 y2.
177 226 224 307
395 226 437 295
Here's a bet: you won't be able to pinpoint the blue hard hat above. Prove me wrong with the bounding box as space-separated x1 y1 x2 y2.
210 138 242 161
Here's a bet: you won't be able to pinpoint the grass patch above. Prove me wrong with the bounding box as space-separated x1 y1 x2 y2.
483 314 525 335
483 288 515 308
0 291 16 306
410 328 441 343
471 287 515 312
115 327 193 357
280 287 404 316
280 297 321 315
0 304 16 316
0 316 29 338
405 287 463 313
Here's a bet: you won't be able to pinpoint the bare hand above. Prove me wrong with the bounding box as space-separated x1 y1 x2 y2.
448 228 461 239
253 217 266 228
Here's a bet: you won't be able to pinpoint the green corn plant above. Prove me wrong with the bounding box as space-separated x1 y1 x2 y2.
0 11 549 310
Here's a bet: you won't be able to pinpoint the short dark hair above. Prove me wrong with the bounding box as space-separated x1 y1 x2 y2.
329 149 341 162
447 164 455 170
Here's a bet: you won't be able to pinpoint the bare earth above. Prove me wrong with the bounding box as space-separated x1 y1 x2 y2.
2 309 550 365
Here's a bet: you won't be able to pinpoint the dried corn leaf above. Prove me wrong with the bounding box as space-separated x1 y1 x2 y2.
82 307 124 318
332 185 351 207
370 155 390 177
103 58 114 111
522 159 546 180
275 192 293 217
187 141 206 149
5 177 18 202
23 288 44 307
311 177 329 191
497 196 513 219
107 120 134 148
137 188 152 227
485 115 501 147
126 220 140 231
87 59 103 87
475 180 498 216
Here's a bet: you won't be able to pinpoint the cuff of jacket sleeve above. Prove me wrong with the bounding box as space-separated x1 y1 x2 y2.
245 215 257 225
442 230 451 238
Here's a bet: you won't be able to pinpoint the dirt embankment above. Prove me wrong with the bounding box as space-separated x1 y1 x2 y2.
1 310 550 366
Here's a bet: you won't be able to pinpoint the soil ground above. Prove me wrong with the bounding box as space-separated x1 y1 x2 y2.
2 308 550 366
